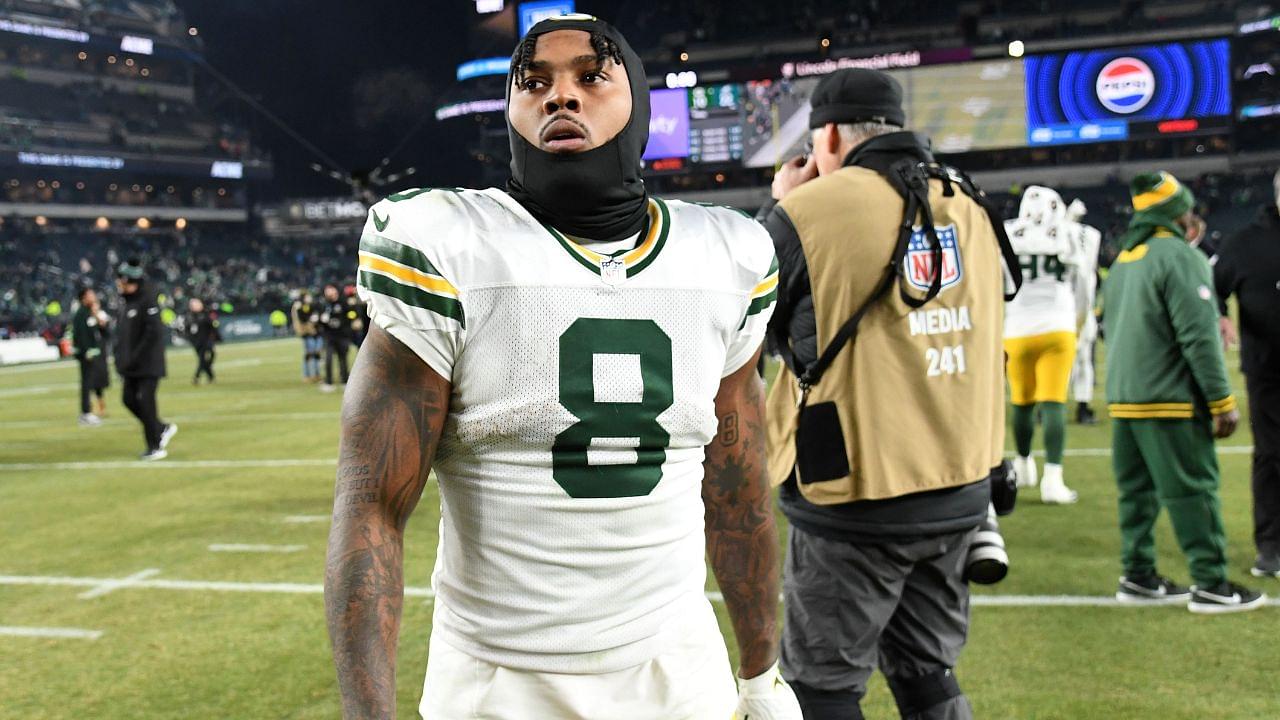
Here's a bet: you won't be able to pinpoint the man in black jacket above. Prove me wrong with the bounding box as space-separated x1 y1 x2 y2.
114 261 177 460
184 298 221 384
1214 171 1280 577
319 283 354 392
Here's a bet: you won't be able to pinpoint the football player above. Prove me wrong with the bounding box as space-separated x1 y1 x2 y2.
1066 199 1102 425
1003 186 1090 504
323 15 801 720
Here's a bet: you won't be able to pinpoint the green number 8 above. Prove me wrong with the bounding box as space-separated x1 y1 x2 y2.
552 318 674 498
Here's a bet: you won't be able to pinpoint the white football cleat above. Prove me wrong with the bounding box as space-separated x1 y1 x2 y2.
1012 455 1038 488
78 413 102 427
1039 463 1078 505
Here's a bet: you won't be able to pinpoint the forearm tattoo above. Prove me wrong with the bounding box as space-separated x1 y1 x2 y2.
324 328 448 719
702 364 780 679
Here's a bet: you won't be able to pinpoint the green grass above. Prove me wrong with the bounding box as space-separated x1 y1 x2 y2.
0 338 1275 719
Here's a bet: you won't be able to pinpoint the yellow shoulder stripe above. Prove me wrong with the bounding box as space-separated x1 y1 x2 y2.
751 273 779 298
358 253 458 297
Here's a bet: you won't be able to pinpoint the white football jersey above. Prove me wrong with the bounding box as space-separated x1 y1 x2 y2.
1004 186 1084 339
355 187 777 673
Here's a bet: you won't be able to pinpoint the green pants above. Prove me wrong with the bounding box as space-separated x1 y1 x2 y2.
1112 418 1228 587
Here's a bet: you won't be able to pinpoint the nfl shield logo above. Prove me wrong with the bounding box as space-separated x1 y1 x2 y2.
904 224 963 292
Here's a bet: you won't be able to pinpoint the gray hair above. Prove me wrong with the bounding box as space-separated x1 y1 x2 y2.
836 121 899 147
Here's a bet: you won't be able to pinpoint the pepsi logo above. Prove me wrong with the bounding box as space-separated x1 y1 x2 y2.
1096 57 1155 114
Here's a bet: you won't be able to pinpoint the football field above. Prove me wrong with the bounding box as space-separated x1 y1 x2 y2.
1 338 1275 719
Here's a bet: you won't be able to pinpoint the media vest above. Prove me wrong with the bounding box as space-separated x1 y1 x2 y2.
766 164 1008 504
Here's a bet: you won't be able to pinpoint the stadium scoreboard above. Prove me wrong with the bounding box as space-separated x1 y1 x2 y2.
639 36 1240 168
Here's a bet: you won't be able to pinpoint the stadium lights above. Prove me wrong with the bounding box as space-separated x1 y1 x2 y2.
175 218 188 230
95 217 109 230
820 37 831 48
77 51 87 60
1008 40 1025 58
679 51 689 62
137 218 151 229
188 27 199 36
35 216 48 227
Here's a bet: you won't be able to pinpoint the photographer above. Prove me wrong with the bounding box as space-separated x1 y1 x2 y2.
319 283 354 392
762 69 1018 720
184 298 221 385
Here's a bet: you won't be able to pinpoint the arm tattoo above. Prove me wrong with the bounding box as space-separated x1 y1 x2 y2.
324 326 450 719
718 411 739 446
702 352 780 679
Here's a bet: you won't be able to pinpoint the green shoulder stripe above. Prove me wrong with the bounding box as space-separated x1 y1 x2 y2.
359 271 465 327
360 234 445 278
745 287 777 318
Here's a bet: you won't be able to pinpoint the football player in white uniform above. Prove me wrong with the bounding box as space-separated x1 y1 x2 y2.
323 15 802 720
1066 199 1102 425
1003 186 1089 504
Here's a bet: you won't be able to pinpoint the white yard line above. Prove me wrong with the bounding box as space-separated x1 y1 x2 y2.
0 625 103 640
77 568 161 599
0 458 336 471
208 544 306 553
1 572 1276 608
282 515 329 524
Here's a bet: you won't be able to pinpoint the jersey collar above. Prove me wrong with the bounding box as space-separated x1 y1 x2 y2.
541 198 671 279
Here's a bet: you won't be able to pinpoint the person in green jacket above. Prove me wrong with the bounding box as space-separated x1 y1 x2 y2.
1104 171 1265 613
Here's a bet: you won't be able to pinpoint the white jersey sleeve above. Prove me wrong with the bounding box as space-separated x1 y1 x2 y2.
355 191 466 379
708 207 778 377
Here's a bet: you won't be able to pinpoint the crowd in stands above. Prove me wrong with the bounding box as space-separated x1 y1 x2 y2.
0 221 354 337
3 168 1274 341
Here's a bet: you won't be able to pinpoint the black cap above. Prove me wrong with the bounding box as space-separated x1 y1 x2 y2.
808 68 905 129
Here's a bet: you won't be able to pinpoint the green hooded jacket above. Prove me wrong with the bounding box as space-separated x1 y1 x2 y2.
1103 172 1235 419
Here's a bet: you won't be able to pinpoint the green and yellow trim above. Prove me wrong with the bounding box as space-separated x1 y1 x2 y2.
1115 244 1149 264
744 256 780 319
1132 173 1181 211
1208 395 1237 415
543 198 671 278
1109 402 1194 419
357 234 464 326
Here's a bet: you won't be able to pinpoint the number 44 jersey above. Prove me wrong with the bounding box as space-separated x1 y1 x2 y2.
355 187 778 674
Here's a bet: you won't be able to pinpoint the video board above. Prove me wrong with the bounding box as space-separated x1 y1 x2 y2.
638 39 1231 169
1024 39 1230 145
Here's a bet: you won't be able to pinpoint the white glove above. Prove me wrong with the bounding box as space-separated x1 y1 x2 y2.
733 661 803 720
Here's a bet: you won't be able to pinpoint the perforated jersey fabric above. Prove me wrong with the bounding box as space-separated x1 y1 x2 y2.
355 187 777 672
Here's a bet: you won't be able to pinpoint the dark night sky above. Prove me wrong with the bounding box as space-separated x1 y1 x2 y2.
173 0 637 202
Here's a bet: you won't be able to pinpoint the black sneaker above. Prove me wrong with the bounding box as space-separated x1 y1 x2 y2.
1251 554 1280 579
1116 575 1191 604
1076 402 1098 425
1188 582 1267 614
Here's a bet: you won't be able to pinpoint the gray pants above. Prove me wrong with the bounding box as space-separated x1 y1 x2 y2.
781 525 975 720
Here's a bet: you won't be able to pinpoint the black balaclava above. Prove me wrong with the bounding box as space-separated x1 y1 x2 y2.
505 15 649 243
